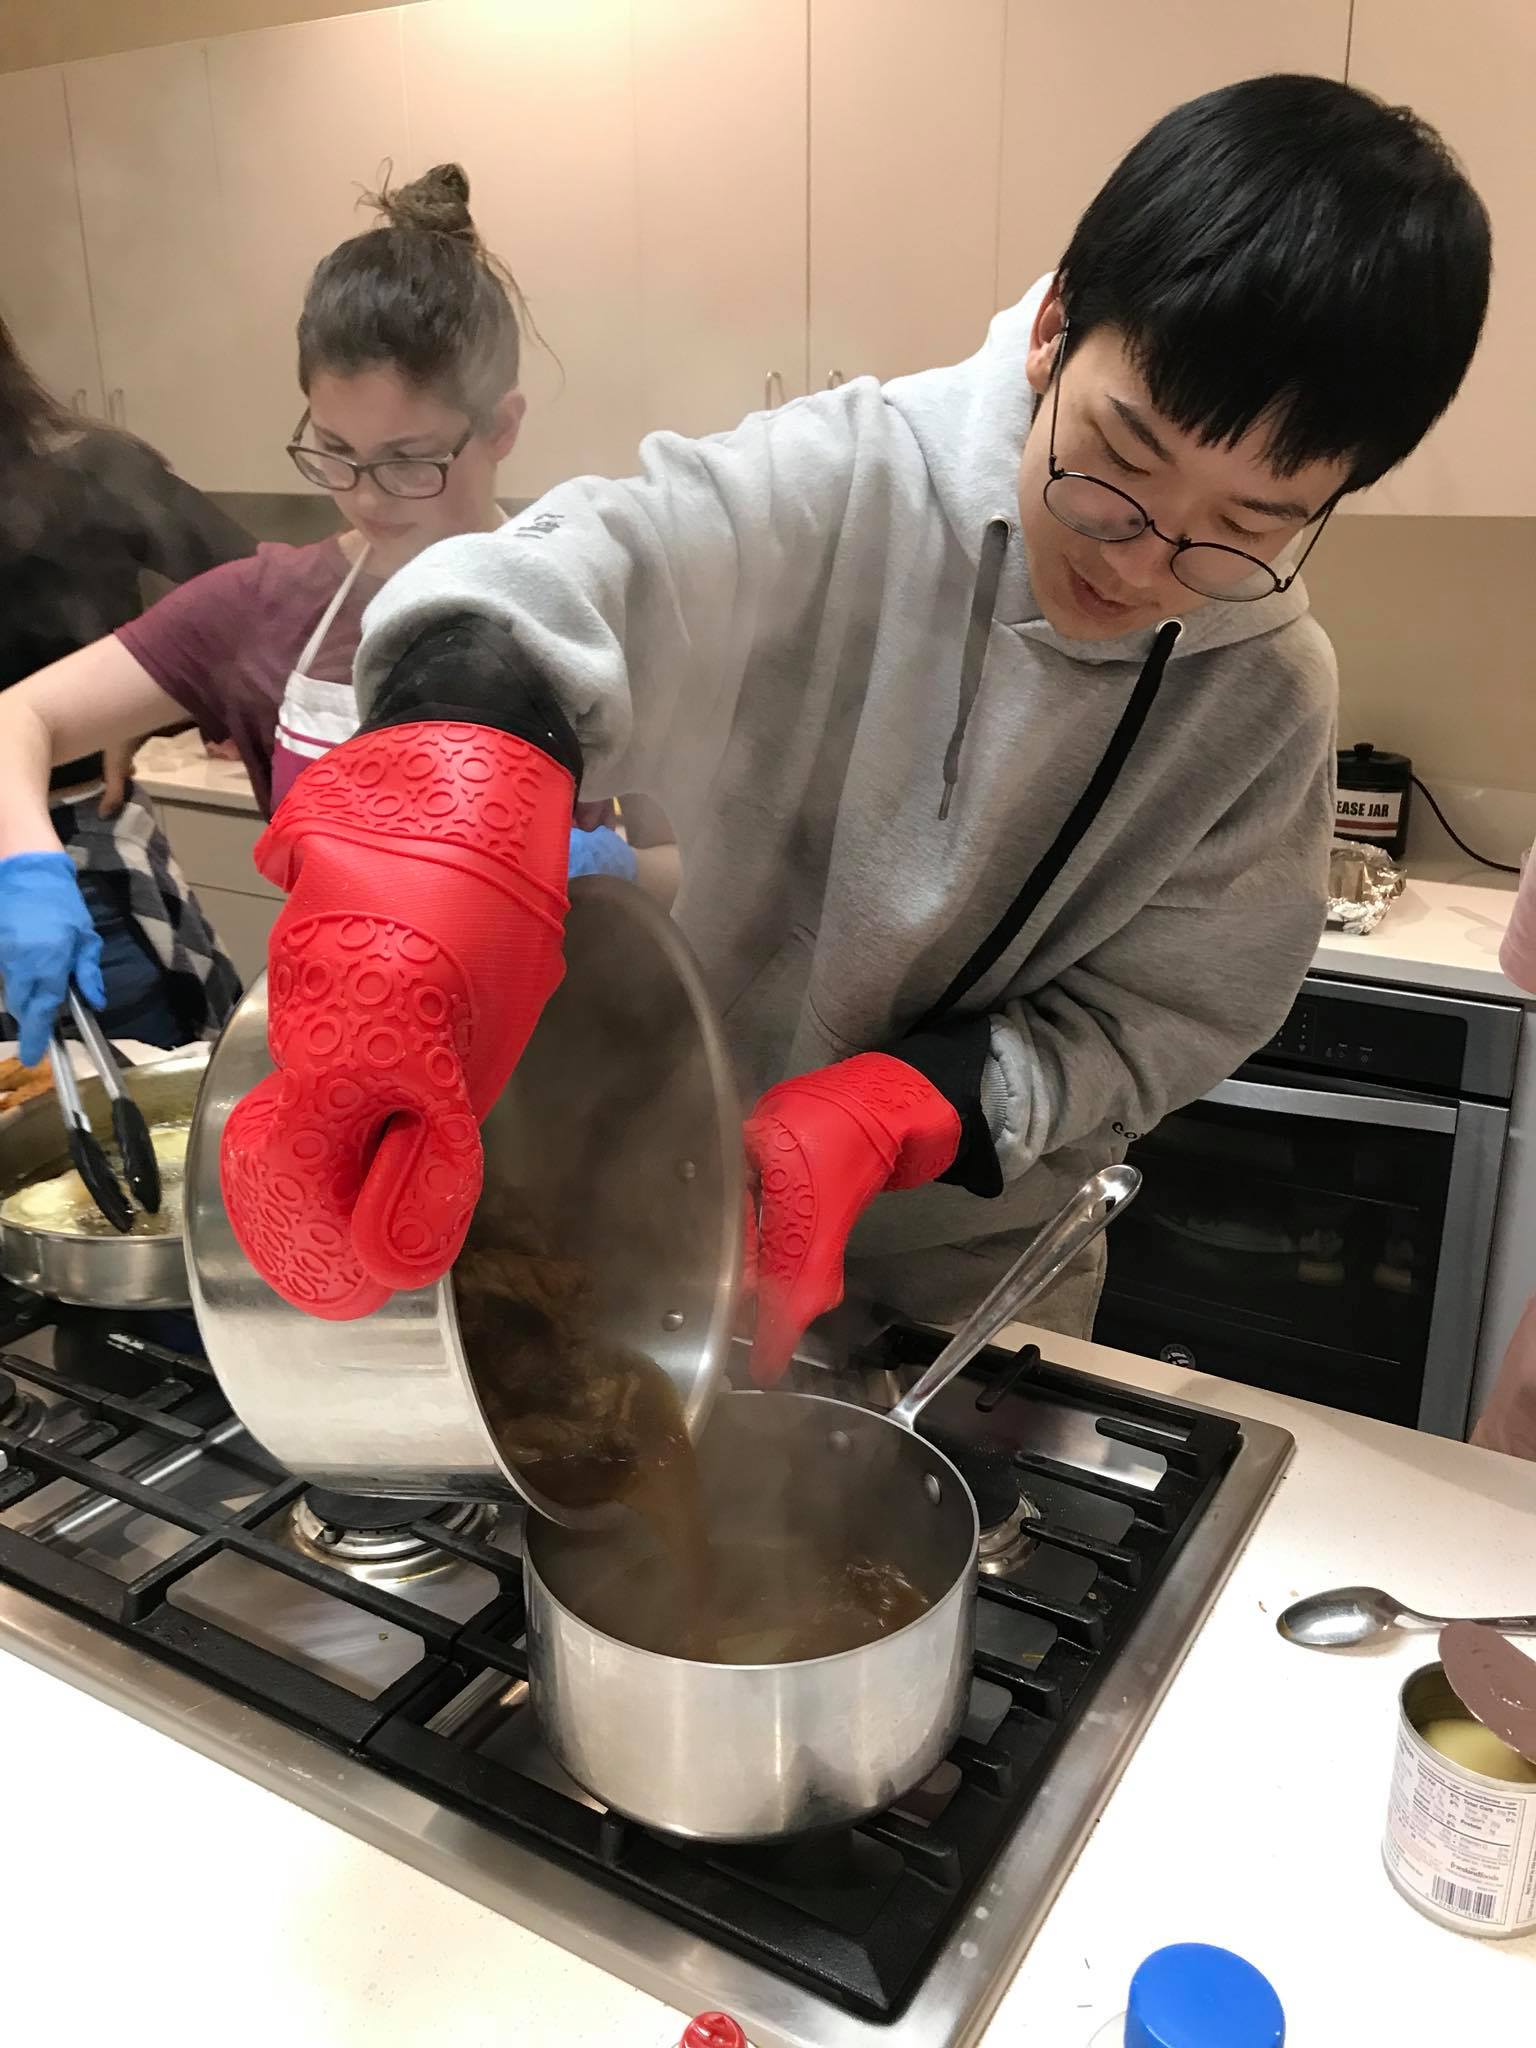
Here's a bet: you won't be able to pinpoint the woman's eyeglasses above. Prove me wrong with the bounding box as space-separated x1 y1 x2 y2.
285 411 472 500
1042 327 1338 602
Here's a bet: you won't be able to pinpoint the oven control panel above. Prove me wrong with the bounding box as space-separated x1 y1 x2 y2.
1258 990 1466 1093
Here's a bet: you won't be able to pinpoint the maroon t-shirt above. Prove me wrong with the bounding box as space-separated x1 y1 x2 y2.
116 538 380 817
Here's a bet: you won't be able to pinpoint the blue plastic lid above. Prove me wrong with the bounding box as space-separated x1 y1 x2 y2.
1125 1944 1284 2048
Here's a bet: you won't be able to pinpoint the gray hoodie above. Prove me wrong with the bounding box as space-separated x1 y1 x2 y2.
356 283 1336 1329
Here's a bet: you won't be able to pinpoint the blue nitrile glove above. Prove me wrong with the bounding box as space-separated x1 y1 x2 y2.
0 851 106 1066
567 822 639 882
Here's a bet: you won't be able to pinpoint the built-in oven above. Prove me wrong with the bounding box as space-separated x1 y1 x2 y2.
1094 973 1522 1437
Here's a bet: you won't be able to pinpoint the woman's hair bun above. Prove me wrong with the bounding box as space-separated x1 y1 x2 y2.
369 162 480 249
302 158 543 420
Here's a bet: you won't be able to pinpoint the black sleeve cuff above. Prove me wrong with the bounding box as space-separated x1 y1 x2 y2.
361 614 584 786
892 1014 1004 1198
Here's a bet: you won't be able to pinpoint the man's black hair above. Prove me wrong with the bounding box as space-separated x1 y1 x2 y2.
1056 74 1491 491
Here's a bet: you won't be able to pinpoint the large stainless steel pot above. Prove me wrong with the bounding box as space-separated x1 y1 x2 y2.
185 877 743 1517
524 1165 1139 1842
0 1049 208 1308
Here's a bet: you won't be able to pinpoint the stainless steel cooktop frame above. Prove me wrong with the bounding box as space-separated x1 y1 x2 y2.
0 1389 1291 2048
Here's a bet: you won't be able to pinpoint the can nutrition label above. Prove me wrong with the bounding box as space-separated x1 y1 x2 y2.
1384 1722 1536 1936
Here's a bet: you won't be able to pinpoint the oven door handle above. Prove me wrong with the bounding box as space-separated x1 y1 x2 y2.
1205 1076 1457 1133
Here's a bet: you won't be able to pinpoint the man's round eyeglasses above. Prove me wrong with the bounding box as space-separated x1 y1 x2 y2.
1042 328 1339 603
286 410 473 500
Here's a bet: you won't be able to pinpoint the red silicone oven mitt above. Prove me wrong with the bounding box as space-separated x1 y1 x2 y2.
743 1052 961 1382
220 721 573 1319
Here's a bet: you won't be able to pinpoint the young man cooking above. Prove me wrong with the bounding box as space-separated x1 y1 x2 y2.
215 76 1491 1372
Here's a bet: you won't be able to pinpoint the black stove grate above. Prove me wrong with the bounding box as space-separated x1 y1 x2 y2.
0 1290 1241 2024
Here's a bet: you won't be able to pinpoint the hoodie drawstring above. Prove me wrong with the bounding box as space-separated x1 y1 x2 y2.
939 515 1012 821
915 616 1183 1031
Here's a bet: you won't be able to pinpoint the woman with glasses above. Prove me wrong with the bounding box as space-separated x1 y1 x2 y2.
222 81 1487 1347
0 164 641 1067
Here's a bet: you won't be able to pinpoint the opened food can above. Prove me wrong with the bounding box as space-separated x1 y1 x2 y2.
1383 1662 1536 1937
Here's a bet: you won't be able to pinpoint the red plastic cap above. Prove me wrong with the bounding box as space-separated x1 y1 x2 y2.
681 2017 747 2048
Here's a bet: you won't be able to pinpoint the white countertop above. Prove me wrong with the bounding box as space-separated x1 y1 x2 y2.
3 1332 1535 2046
132 740 1528 1009
134 745 262 815
1314 875 1522 999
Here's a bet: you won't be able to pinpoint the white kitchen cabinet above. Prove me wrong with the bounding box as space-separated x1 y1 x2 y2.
1346 1 1535 517
64 40 239 487
205 8 410 492
809 0 1007 387
188 883 279 986
17 0 1514 524
403 0 649 498
0 66 103 417
143 789 278 986
633 0 808 437
153 801 280 904
995 0 1350 308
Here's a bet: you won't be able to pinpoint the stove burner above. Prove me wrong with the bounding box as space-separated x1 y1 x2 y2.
976 1487 1042 1577
303 1488 452 1531
0 1370 45 1443
289 1489 498 1583
924 1429 1042 1576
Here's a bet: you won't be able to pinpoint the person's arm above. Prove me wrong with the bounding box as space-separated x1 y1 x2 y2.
566 795 679 903
903 695 1337 1197
1499 857 1536 992
735 679 1333 1378
0 546 261 1057
616 791 680 909
220 395 875 1318
0 638 186 859
98 736 139 819
352 389 871 799
0 638 185 1058
632 842 682 910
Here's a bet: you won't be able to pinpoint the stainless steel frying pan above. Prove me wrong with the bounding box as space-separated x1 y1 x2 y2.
0 1049 207 1308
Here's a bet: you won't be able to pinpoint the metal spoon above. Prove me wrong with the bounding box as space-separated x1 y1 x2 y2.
1277 1584 1536 1650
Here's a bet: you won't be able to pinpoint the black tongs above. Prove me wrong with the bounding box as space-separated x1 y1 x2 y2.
46 987 161 1235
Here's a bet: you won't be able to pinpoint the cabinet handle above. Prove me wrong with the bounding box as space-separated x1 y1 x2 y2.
826 369 845 388
764 370 785 409
108 388 125 426
71 389 87 414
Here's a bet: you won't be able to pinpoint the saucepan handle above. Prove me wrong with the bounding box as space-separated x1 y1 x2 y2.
888 1163 1141 1431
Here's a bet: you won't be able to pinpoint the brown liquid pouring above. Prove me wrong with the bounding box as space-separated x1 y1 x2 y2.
452 1201 930 1665
455 1240 711 1613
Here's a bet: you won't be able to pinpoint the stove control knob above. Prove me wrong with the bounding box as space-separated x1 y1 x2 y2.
680 2017 747 2048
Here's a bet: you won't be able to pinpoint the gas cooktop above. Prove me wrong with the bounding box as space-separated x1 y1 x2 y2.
0 1287 1290 2048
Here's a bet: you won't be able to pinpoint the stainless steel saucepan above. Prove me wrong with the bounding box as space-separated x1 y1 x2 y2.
0 1048 208 1308
185 877 745 1521
524 1164 1140 1843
